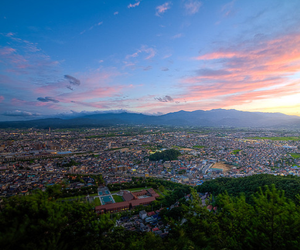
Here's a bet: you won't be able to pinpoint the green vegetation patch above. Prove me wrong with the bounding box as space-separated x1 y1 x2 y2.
127 187 152 192
291 153 300 159
197 174 300 203
177 169 186 174
5 176 300 250
149 149 180 162
154 189 164 198
112 195 124 203
232 149 242 154
56 195 88 202
94 197 101 206
192 145 205 149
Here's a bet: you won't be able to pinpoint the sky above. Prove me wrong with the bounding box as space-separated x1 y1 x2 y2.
1 0 300 121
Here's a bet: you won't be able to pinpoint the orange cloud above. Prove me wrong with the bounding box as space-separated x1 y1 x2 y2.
70 100 109 109
181 32 300 110
61 86 121 102
195 52 238 60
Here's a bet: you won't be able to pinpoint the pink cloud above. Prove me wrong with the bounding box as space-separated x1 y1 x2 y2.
10 98 64 113
71 100 109 109
126 46 156 60
175 81 300 111
54 70 123 104
0 47 16 55
32 69 123 113
184 0 202 15
181 32 300 108
35 82 64 95
0 96 4 102
128 1 140 8
5 32 14 37
62 86 121 102
195 52 238 60
0 47 28 71
68 95 144 110
156 2 172 16
0 34 60 79
0 35 125 114
11 98 53 107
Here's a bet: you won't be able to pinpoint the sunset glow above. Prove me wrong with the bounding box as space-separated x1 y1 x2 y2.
1 0 300 120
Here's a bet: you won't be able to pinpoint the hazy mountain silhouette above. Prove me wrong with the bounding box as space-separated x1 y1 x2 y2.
1 109 300 128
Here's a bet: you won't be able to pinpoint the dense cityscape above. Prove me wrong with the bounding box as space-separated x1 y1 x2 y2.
2 126 300 198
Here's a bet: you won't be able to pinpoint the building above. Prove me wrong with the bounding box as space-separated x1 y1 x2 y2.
139 210 147 219
95 188 159 214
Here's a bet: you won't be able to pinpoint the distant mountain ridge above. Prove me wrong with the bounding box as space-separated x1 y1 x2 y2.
1 109 300 128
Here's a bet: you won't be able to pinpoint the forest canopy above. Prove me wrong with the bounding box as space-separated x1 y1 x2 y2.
2 175 300 249
149 149 180 161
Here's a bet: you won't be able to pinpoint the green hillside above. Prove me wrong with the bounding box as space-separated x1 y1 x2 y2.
2 175 300 249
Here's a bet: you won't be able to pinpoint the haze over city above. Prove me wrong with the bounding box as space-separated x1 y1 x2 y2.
1 0 300 121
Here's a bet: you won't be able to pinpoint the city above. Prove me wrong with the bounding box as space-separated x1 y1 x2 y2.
1 126 300 198
1 0 300 247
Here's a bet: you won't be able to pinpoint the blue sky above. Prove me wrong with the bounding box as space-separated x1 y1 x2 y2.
1 0 300 121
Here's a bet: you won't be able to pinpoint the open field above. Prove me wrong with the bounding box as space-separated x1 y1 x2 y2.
192 145 205 149
154 189 169 197
212 162 235 173
111 186 152 194
291 153 300 159
126 187 152 192
247 137 300 141
172 146 195 151
112 195 124 203
179 147 194 151
94 197 101 206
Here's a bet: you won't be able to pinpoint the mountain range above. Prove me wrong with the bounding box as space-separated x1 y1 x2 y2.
1 109 300 129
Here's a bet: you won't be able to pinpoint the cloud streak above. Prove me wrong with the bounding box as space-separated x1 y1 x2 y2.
128 2 140 8
180 32 300 108
156 2 172 16
184 0 202 15
126 46 156 60
155 95 174 102
71 100 108 109
3 110 40 117
64 75 81 86
80 21 103 35
0 47 16 55
37 97 59 103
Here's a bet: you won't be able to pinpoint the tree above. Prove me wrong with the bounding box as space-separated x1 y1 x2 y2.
159 185 165 193
247 185 300 250
149 149 180 162
0 193 116 250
